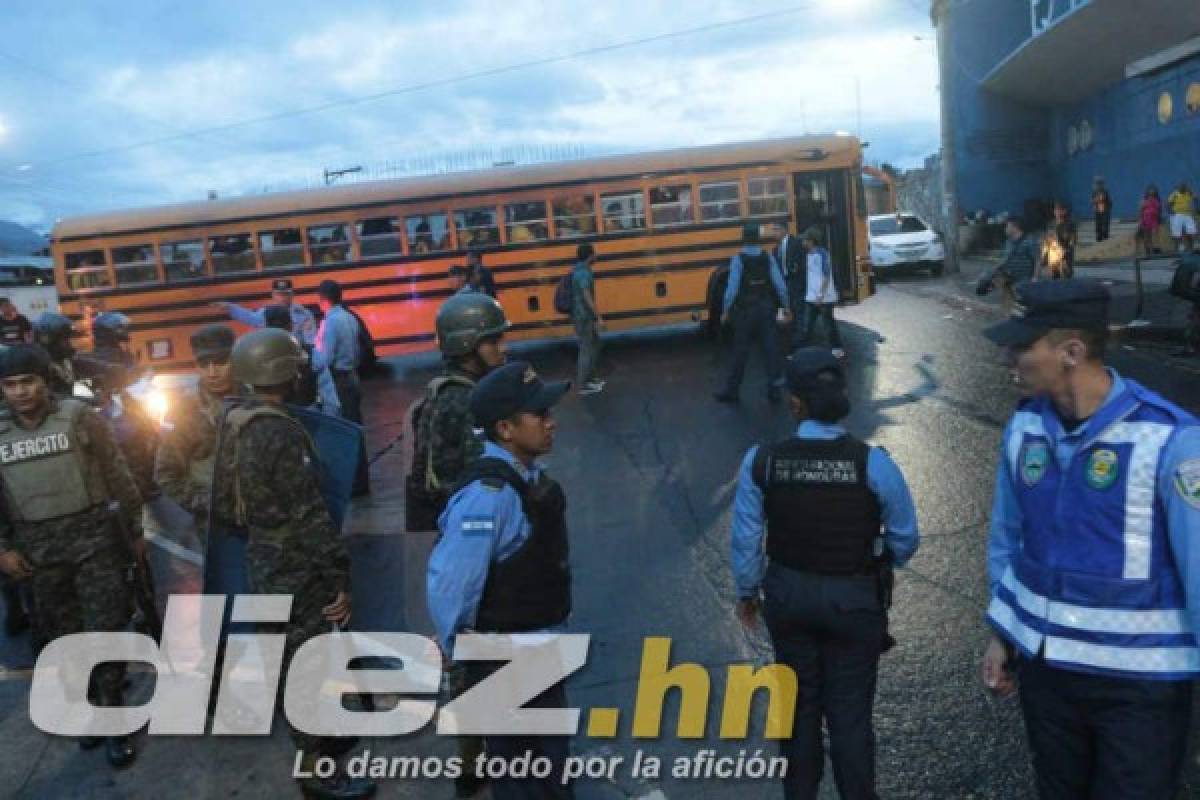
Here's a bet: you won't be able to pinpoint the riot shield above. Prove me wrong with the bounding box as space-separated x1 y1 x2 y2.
287 405 364 530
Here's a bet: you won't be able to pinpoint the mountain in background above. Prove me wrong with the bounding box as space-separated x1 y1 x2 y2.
0 221 48 256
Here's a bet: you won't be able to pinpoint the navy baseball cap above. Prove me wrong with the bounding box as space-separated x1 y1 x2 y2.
470 361 570 426
785 347 844 393
984 279 1110 347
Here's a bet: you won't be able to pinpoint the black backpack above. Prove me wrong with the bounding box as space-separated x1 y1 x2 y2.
553 272 574 315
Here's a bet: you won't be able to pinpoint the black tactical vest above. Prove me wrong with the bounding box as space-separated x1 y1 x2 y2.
452 457 571 632
736 251 775 306
753 435 882 575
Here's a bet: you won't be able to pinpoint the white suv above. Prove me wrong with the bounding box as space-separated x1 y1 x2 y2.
869 213 945 277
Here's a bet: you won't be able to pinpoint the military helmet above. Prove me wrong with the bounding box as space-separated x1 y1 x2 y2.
435 292 510 358
92 311 131 347
33 312 75 359
231 328 302 387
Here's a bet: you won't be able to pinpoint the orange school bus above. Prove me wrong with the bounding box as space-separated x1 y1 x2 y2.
52 135 873 371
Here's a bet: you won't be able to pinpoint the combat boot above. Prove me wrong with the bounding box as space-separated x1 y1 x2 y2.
106 735 136 769
296 753 376 800
2 583 27 636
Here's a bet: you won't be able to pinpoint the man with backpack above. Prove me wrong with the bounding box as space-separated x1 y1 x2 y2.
559 243 605 396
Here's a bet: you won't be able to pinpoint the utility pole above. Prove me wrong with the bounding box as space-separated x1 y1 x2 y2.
323 165 363 185
932 0 961 275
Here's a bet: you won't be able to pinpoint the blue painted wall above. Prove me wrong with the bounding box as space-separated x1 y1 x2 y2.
948 1 1200 221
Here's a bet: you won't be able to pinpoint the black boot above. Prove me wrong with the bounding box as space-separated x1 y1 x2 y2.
2 583 27 636
78 736 103 750
298 773 376 799
454 771 489 798
105 735 136 769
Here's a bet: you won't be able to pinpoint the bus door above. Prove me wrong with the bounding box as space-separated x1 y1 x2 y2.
792 171 857 300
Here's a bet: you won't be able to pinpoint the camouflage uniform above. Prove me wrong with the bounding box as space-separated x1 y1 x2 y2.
0 397 141 703
211 398 350 754
406 366 482 530
154 386 227 541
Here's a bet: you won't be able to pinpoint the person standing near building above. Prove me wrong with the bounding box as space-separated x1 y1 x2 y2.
314 279 369 496
1091 177 1112 243
427 361 573 800
0 298 32 344
571 244 606 396
976 216 1038 312
210 328 374 800
262 304 340 415
1137 184 1164 258
0 344 143 768
795 228 844 358
731 348 918 800
1168 181 1197 254
466 249 497 298
775 223 808 350
980 280 1200 799
154 325 241 545
213 278 318 345
714 224 790 404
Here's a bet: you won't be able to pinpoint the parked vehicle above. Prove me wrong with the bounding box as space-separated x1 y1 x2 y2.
868 213 945 277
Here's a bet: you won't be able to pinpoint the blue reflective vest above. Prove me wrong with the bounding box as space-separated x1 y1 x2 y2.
987 379 1200 680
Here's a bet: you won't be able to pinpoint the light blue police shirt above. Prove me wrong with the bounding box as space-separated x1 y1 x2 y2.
313 304 360 373
721 246 789 316
731 420 920 600
427 441 543 654
987 370 1200 637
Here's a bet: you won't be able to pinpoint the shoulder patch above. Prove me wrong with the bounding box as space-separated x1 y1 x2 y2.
1174 458 1200 509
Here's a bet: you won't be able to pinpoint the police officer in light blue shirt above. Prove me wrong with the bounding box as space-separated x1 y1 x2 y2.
427 360 573 800
315 279 369 495
730 347 918 800
981 279 1200 799
214 278 317 345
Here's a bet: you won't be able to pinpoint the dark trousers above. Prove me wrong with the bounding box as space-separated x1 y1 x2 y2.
332 369 370 494
721 298 782 398
762 564 886 800
1095 211 1111 242
1017 657 1192 800
797 302 842 349
786 275 808 350
573 315 601 387
474 674 575 800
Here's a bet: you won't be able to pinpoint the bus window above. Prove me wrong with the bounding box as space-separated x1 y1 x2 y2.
112 244 159 286
649 185 693 228
357 216 402 258
161 240 207 282
406 213 449 254
259 228 304 270
308 223 350 264
552 195 596 238
505 201 548 243
699 181 741 221
209 234 257 274
454 206 501 248
64 250 111 290
748 175 789 216
601 191 645 232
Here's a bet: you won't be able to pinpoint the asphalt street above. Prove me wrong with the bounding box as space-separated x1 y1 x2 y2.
1 269 1199 798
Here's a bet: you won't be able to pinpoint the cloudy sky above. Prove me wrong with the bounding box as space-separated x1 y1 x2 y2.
0 0 938 231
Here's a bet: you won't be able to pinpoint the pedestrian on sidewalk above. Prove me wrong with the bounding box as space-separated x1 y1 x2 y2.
571 244 606 396
794 227 844 358
1168 182 1197 254
976 216 1038 312
1137 185 1164 257
1091 177 1112 242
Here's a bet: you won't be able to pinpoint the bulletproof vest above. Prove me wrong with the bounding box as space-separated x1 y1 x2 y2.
453 457 571 632
222 402 316 530
185 390 223 493
291 343 318 407
736 251 774 305
405 373 476 531
753 435 882 575
0 398 108 522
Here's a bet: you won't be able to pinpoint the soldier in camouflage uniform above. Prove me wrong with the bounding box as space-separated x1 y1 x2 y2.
0 344 142 768
210 328 374 800
406 292 510 532
154 325 239 545
32 312 77 396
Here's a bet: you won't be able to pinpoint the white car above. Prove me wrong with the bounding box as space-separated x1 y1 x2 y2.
868 213 945 277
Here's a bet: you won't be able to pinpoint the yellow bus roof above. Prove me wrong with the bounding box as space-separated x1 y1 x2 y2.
52 135 859 242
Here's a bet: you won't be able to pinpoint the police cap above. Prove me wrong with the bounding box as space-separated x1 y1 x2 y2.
984 279 1110 347
190 324 235 361
742 223 760 244
469 361 569 427
785 347 844 394
0 343 51 381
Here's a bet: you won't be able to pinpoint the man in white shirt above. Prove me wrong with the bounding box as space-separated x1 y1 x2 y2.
795 228 844 358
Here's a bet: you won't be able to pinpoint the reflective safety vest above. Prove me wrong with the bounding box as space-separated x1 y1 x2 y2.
0 398 108 522
987 378 1200 679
